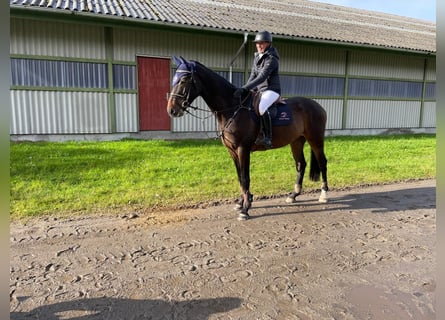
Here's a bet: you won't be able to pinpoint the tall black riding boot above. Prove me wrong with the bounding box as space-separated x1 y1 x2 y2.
259 110 273 149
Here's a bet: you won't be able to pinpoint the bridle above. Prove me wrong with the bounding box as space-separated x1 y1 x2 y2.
168 69 197 113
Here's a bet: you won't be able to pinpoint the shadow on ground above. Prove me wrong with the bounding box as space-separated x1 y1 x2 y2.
253 185 435 219
11 296 243 320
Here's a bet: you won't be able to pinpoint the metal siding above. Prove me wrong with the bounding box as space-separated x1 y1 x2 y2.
425 58 436 81
422 102 436 127
349 51 425 80
115 93 138 132
10 18 106 59
313 99 343 130
279 44 345 75
346 100 421 129
10 90 109 134
171 97 217 132
113 28 244 68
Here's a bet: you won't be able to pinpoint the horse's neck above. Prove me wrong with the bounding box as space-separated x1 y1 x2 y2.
197 66 235 115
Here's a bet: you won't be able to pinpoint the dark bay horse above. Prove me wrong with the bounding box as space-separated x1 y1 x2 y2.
167 56 328 220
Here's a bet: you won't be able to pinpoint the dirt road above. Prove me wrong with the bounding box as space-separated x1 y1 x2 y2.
10 179 436 319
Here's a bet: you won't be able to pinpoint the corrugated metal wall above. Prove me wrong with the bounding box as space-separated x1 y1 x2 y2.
10 90 110 134
314 99 344 130
348 51 425 79
113 28 244 68
278 44 346 75
171 97 217 132
346 100 421 128
10 18 106 59
425 57 436 81
114 93 138 132
9 17 436 137
422 102 436 127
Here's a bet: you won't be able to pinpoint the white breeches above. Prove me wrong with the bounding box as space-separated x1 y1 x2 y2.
259 90 280 115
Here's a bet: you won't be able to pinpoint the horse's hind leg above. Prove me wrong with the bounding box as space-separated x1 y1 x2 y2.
286 137 306 203
308 142 328 203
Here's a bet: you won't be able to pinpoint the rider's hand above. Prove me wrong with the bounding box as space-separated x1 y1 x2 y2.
233 88 246 98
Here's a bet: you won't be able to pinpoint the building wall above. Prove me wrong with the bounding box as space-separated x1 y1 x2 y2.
10 16 436 138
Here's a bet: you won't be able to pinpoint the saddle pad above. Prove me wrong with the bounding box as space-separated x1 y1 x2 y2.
270 103 292 126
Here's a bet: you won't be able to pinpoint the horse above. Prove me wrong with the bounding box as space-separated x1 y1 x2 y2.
167 56 328 220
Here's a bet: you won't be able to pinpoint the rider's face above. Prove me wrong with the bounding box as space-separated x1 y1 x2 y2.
255 41 269 53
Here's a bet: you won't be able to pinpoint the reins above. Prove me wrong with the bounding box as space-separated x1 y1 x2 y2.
170 63 253 139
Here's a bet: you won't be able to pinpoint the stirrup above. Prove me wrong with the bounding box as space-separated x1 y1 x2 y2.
255 135 272 148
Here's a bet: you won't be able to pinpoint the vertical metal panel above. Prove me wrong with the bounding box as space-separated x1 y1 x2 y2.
278 44 346 75
10 18 106 59
313 99 343 130
171 97 217 132
115 93 138 132
346 100 421 129
113 28 244 68
425 57 436 81
10 90 109 134
349 51 425 80
422 102 436 128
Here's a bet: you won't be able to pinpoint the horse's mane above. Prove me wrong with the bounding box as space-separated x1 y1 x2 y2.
191 60 237 90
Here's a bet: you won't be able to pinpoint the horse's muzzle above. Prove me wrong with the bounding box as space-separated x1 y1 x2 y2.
167 99 185 117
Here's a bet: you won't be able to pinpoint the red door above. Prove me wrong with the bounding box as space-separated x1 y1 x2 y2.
137 56 171 131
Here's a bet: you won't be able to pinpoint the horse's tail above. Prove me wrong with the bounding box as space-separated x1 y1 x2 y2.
309 149 321 181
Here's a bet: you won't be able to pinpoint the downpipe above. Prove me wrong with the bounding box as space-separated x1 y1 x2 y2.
229 32 249 83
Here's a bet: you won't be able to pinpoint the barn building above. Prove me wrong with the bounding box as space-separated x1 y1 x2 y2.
9 0 436 141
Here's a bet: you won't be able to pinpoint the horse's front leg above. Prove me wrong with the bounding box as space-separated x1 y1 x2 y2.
235 147 253 221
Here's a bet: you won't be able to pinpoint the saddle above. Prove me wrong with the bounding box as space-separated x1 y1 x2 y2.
250 91 291 126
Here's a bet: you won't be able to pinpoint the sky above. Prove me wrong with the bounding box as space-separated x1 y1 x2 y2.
308 0 436 22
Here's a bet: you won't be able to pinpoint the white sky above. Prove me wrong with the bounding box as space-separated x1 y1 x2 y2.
308 0 436 22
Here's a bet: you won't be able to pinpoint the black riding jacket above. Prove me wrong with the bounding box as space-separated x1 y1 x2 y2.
242 46 281 95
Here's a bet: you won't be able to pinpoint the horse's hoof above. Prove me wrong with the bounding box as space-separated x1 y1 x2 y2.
285 197 296 203
234 204 243 211
318 190 328 203
237 213 250 221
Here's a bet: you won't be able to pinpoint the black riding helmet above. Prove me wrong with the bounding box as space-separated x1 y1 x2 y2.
253 31 272 43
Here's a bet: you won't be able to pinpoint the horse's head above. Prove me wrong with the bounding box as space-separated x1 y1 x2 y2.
167 56 201 117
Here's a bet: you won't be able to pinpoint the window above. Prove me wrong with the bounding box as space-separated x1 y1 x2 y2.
11 58 108 89
280 75 344 97
113 64 136 90
424 82 436 99
348 78 423 98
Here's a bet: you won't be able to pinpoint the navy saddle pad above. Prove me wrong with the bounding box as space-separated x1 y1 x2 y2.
252 103 292 126
270 103 292 126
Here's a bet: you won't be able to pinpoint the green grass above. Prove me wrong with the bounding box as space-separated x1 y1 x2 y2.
10 134 436 219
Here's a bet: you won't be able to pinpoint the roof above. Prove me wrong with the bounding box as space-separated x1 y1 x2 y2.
10 0 436 54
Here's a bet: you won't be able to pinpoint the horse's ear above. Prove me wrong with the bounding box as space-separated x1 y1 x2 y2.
179 56 188 64
172 56 182 66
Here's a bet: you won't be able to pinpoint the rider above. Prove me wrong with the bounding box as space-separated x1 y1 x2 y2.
233 30 281 149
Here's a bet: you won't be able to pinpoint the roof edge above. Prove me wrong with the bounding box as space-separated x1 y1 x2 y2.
10 5 436 56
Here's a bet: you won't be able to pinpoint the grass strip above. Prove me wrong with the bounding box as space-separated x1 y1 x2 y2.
10 134 436 219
